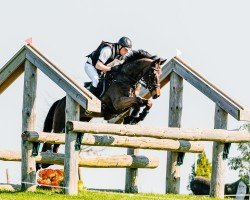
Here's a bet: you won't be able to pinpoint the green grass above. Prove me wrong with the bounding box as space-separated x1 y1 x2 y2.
0 189 226 200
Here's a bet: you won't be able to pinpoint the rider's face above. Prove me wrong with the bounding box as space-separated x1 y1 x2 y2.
119 47 129 56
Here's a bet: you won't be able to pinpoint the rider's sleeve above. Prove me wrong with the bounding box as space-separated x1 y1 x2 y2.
98 46 112 64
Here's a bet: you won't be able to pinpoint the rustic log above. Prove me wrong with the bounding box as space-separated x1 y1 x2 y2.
0 47 26 94
66 121 250 143
22 131 204 153
166 72 183 194
64 95 80 195
210 105 228 198
0 150 22 161
21 60 37 191
0 151 159 168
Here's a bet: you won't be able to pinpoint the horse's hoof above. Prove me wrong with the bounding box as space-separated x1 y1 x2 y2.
41 164 52 169
124 116 139 125
123 116 133 124
36 163 42 171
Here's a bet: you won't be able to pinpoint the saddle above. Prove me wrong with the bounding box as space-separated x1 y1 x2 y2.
84 71 116 98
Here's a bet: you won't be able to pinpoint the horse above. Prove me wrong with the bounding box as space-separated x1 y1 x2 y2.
190 176 249 198
37 50 166 169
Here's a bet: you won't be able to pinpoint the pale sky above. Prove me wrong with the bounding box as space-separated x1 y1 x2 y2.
0 0 249 194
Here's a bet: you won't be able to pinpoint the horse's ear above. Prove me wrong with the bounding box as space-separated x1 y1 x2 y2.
152 58 161 65
160 58 167 65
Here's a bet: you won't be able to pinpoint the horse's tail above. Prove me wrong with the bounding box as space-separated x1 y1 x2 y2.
43 99 60 132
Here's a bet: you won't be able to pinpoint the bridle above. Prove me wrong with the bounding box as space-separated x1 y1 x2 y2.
141 66 161 91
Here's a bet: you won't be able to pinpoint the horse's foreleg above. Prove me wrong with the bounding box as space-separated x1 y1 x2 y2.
138 106 150 121
113 96 151 112
124 106 140 125
131 106 140 117
114 96 152 124
113 97 137 112
127 103 152 124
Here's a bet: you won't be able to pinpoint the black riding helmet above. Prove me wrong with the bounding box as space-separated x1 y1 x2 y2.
118 37 132 49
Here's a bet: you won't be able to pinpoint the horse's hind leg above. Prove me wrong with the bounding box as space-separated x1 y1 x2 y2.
41 97 66 169
51 97 66 153
36 99 61 171
40 99 61 153
51 101 93 153
42 100 93 168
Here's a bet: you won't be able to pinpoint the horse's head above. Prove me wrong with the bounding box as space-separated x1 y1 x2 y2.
118 50 166 99
142 58 166 99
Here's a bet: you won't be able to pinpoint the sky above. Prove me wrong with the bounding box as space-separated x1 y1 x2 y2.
0 0 250 194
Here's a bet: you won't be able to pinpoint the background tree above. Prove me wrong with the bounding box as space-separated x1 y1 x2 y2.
196 152 212 178
187 152 212 190
228 124 250 187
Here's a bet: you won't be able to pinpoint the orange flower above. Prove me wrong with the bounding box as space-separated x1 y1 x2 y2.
37 169 64 188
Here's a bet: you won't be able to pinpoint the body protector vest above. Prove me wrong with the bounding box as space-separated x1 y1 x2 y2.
87 41 120 75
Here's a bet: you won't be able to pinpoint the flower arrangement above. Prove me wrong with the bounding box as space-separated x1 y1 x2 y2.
37 169 64 188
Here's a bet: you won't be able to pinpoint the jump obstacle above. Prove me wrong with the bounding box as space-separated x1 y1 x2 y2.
0 43 249 198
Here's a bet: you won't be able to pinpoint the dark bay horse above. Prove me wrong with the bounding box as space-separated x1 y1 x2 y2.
39 50 166 166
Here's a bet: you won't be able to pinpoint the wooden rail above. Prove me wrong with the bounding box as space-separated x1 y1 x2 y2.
0 151 159 168
66 121 250 143
22 131 204 153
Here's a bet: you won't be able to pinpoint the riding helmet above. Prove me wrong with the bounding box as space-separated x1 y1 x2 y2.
118 37 132 48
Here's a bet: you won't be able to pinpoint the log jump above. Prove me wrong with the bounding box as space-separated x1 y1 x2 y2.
1 44 250 198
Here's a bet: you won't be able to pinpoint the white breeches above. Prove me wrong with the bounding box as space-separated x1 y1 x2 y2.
84 62 99 87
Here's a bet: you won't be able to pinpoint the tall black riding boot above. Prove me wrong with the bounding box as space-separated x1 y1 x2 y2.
89 85 98 97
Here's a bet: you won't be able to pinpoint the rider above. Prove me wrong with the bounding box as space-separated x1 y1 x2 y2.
85 37 132 95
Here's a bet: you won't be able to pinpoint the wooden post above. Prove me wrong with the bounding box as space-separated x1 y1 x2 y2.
64 94 80 195
210 105 228 198
125 148 139 193
166 72 183 194
21 60 37 191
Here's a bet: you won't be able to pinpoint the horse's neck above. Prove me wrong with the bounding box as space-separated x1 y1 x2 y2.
122 59 151 80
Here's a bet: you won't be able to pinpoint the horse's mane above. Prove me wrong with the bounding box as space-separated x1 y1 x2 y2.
123 49 156 64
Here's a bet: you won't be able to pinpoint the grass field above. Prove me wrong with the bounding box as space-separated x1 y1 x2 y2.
0 189 226 200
